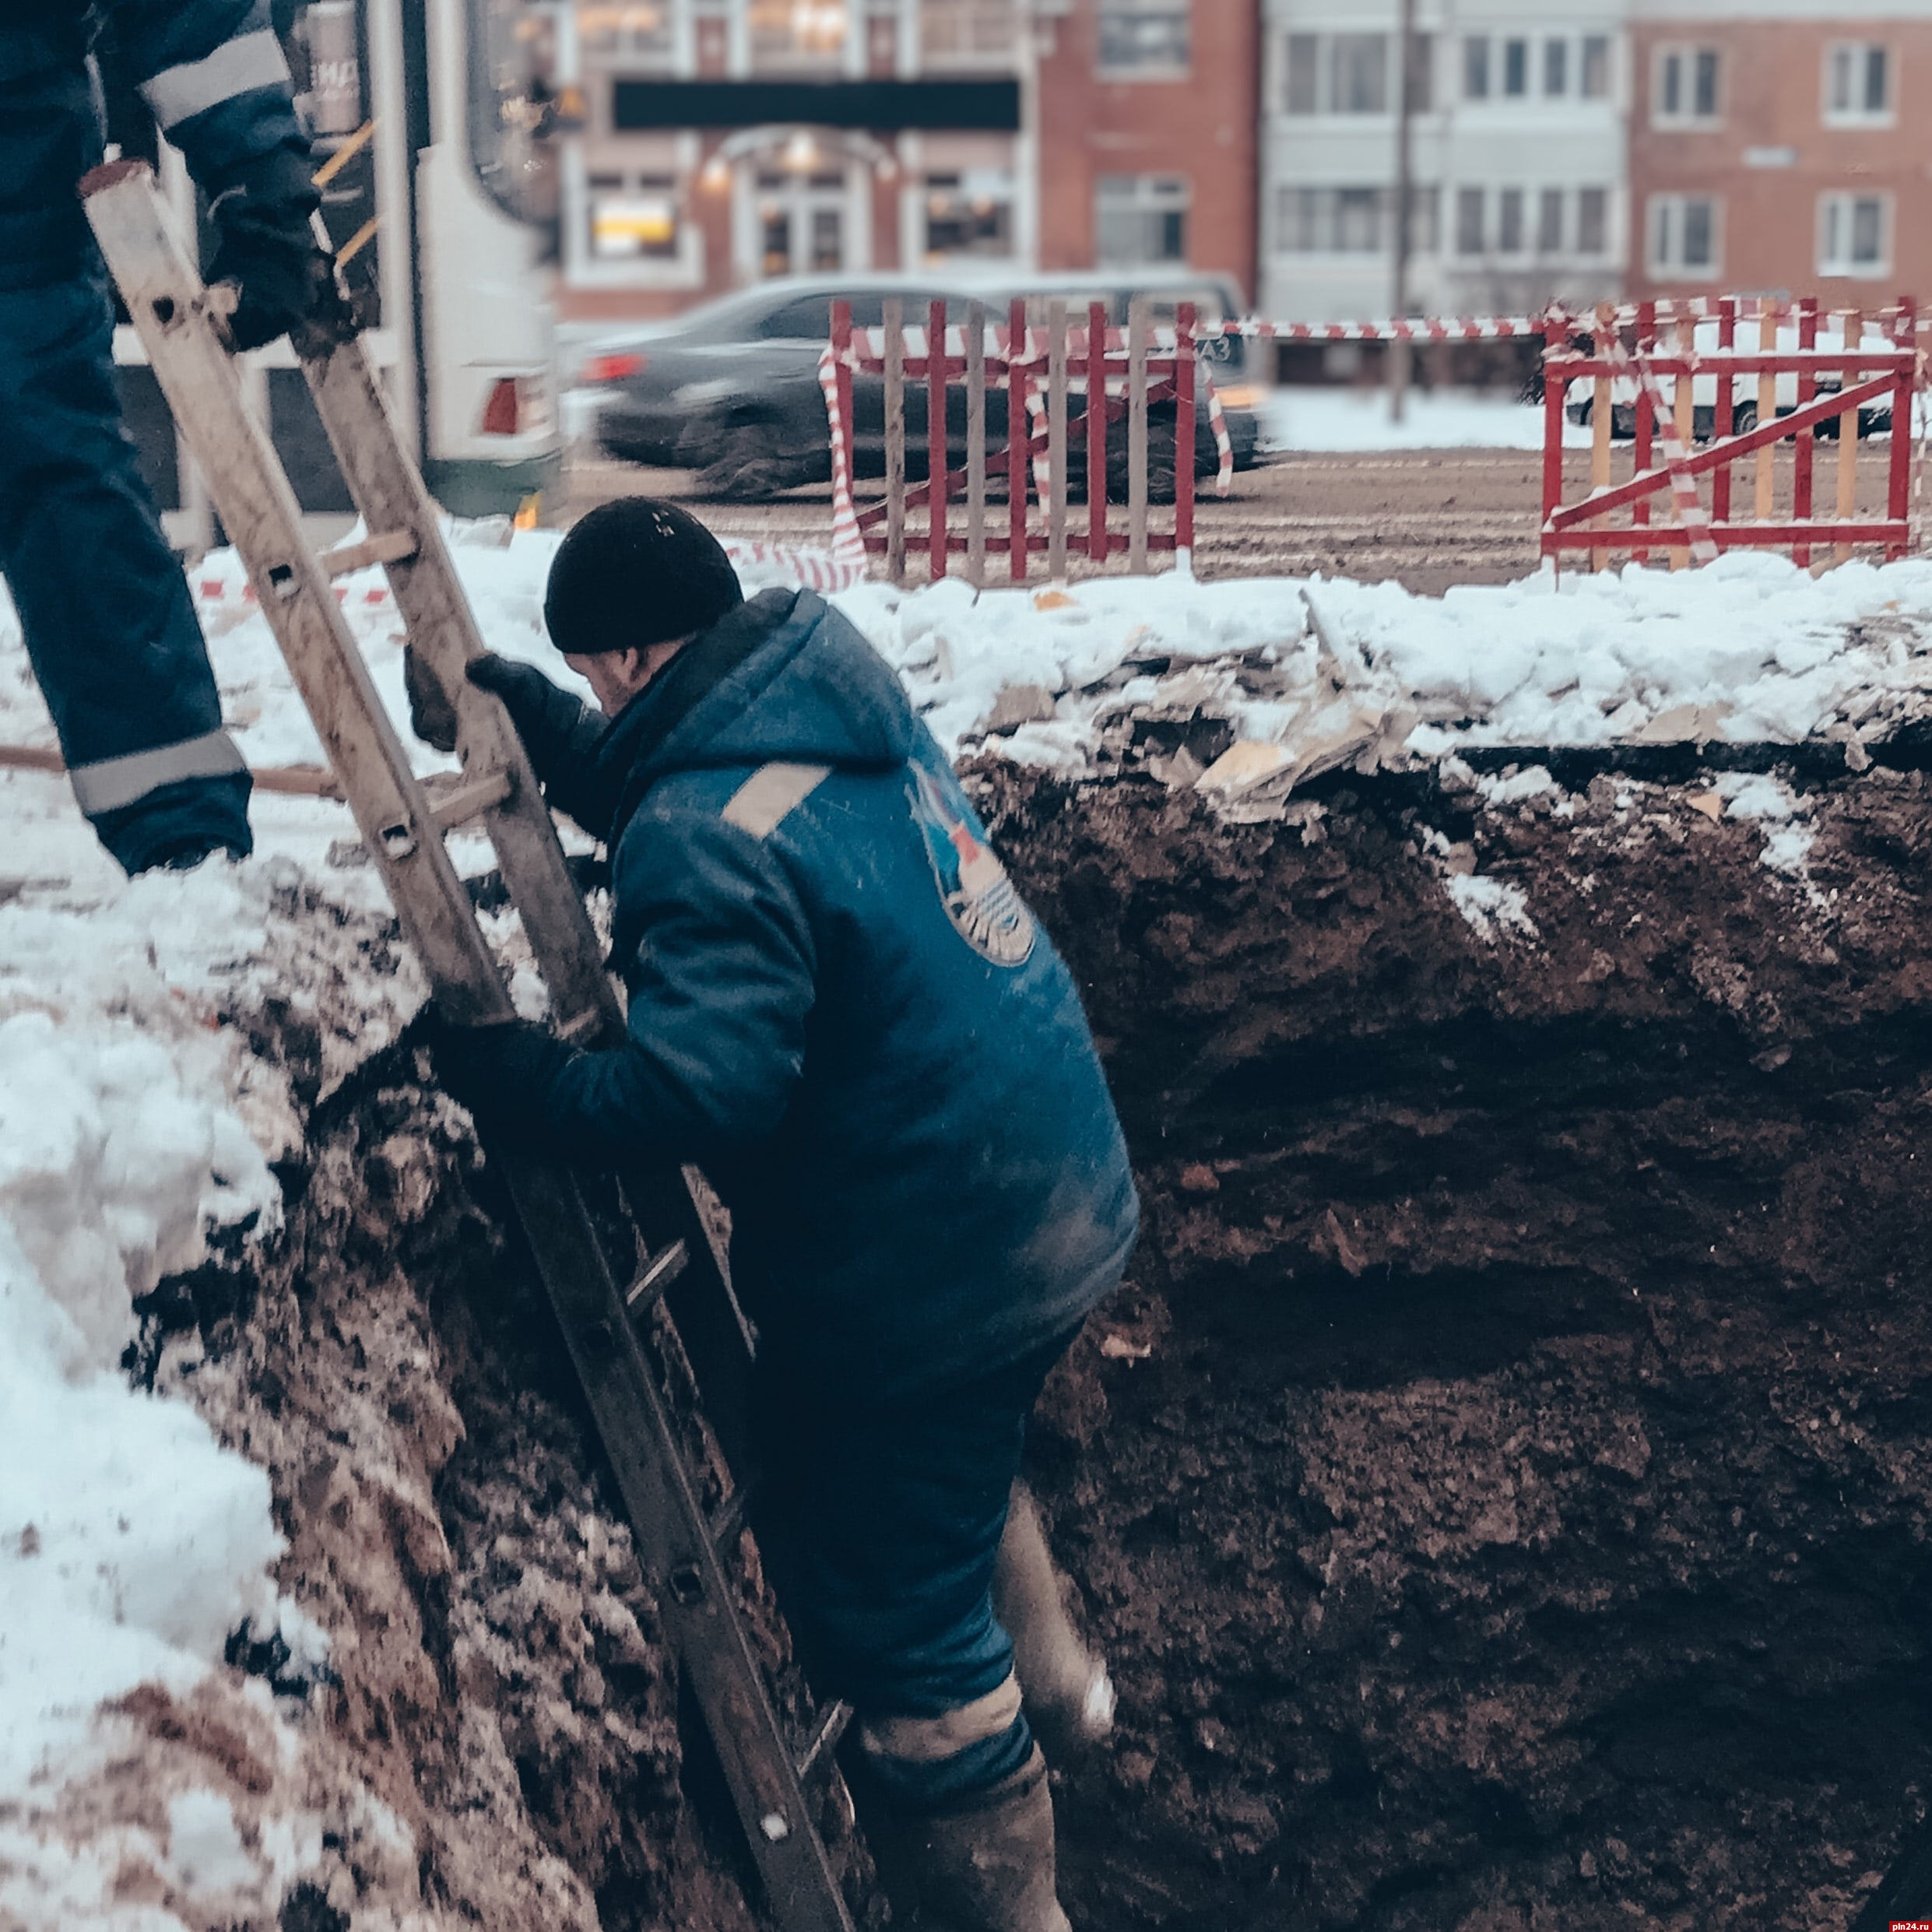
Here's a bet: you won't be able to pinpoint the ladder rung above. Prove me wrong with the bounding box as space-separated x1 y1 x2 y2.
427 767 514 831
319 527 418 577
707 1478 754 1551
625 1238 689 1309
794 1702 852 1785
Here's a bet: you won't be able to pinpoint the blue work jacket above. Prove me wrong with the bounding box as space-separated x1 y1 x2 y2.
532 589 1140 1396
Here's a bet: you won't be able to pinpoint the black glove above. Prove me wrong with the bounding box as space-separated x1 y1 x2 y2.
466 655 610 831
206 171 356 356
418 1006 577 1148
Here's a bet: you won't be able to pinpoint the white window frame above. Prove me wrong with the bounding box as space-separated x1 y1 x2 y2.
1818 190 1893 279
1646 191 1722 279
1095 173 1191 267
1096 0 1193 80
564 139 708 291
1575 185 1611 258
1823 41 1894 128
1652 43 1723 128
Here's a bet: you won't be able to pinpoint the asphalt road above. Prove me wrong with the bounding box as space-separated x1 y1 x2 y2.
564 438 1913 597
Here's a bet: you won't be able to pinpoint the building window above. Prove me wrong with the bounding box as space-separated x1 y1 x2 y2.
1654 44 1721 126
749 0 849 70
1456 185 1484 255
588 173 683 261
1277 184 1438 255
1577 185 1608 255
577 5 676 64
1580 34 1611 100
1463 35 1488 100
1537 186 1564 252
1497 186 1525 253
1284 33 1319 114
1825 43 1892 126
923 170 1014 259
1819 191 1892 277
1544 38 1567 97
1330 33 1389 114
1502 37 1527 97
1096 174 1189 265
1283 30 1390 114
1098 1 1191 76
1648 192 1720 276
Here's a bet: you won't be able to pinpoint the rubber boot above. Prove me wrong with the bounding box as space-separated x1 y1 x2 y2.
891 1746 1071 1932
993 1484 1114 1764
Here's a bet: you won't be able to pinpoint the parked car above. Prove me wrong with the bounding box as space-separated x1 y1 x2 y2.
1564 318 1895 441
581 269 1263 498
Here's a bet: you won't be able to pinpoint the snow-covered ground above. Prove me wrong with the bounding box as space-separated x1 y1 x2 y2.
1259 385 1588 452
5 521 1932 1924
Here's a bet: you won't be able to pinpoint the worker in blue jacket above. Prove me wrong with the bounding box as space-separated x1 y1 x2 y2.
429 497 1139 1932
2 2 342 872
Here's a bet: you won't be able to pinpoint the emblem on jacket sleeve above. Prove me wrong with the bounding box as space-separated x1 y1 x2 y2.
907 764 1037 967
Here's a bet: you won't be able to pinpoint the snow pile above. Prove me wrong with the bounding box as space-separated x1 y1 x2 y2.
0 861 317 1927
840 550 1932 772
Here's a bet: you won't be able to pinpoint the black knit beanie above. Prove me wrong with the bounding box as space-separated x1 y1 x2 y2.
543 497 744 656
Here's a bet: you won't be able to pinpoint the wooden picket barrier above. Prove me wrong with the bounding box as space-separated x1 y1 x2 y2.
824 297 1204 585
1540 295 1920 571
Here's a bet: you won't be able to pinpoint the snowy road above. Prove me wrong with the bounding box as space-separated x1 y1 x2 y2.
564 439 1908 598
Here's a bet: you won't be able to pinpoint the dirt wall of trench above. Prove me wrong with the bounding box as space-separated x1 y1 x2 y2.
974 756 1932 1932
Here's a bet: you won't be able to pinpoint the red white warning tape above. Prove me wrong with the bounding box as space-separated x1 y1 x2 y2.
1600 339 1719 566
817 343 869 573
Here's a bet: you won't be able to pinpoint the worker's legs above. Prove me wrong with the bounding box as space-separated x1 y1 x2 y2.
0 60 251 873
752 1327 1089 1930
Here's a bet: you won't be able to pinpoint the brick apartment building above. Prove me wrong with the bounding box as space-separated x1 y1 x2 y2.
1628 0 1932 304
1032 0 1259 299
539 0 1259 324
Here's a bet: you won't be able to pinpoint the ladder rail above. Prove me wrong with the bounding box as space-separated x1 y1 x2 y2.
299 342 623 1040
83 160 856 1932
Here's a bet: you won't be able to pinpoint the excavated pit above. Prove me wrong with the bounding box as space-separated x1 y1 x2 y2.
146 756 1932 1930
977 756 1932 1932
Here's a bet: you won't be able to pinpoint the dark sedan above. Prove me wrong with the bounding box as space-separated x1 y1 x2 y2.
581 272 1263 499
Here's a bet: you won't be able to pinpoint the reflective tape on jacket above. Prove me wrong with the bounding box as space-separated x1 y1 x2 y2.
720 761 831 840
139 29 292 130
67 729 249 817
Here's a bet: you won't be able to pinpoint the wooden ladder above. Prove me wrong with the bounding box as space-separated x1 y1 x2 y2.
83 158 855 1932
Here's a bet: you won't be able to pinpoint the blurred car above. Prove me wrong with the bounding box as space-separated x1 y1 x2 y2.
579 270 1263 498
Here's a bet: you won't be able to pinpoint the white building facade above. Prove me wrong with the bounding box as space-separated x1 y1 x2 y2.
1259 0 1631 326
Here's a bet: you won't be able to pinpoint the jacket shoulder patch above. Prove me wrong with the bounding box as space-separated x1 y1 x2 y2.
907 764 1037 967
720 761 832 839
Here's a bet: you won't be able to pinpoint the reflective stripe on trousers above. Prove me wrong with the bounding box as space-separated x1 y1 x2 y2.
67 729 248 816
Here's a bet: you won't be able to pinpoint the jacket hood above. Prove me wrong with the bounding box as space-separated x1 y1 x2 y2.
614 588 917 782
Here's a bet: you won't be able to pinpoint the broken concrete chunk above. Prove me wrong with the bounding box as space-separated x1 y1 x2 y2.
1196 739 1294 799
1632 701 1733 746
1686 790 1723 822
982 683 1059 735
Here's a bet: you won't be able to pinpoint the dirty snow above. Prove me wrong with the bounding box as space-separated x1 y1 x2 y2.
1717 770 1817 877
1260 385 1590 453
0 514 1924 1923
1446 873 1538 943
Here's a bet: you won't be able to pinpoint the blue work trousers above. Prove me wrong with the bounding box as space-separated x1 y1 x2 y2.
750 1325 1080 1805
0 58 249 871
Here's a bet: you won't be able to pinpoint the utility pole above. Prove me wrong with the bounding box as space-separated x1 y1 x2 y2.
1389 0 1418 422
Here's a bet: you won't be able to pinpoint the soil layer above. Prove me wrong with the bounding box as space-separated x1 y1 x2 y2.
975 757 1932 1931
